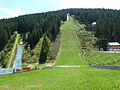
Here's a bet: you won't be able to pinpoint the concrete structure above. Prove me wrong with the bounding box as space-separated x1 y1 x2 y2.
107 42 120 51
92 22 96 27
0 68 13 75
67 13 70 21
13 45 22 72
20 39 23 45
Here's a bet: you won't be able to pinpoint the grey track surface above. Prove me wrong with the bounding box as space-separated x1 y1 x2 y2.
13 45 22 69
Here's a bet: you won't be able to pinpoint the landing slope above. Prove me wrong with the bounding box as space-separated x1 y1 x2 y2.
56 19 84 65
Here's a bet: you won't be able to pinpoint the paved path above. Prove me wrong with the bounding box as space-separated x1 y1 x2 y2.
55 65 86 67
90 66 120 70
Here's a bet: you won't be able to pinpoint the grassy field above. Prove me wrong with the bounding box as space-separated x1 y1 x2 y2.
56 20 84 65
87 52 120 66
1 67 120 90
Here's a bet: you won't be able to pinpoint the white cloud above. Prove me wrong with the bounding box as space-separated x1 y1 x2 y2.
60 0 120 10
0 7 23 19
0 15 10 19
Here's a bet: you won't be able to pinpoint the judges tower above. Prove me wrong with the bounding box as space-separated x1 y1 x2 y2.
67 13 70 21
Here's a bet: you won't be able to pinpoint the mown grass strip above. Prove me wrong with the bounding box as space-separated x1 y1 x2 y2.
7 34 20 68
56 19 84 65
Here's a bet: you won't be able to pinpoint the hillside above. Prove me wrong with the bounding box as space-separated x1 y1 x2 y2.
0 32 20 67
1 8 120 65
56 18 84 65
88 52 120 66
1 8 120 51
1 16 120 90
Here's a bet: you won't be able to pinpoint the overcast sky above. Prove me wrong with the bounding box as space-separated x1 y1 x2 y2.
0 0 120 19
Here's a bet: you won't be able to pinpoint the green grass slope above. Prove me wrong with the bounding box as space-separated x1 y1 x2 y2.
56 20 84 65
7 33 20 68
0 32 20 67
88 52 120 66
1 67 120 90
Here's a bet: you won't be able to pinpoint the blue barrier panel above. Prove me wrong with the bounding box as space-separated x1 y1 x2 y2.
0 68 13 75
13 45 22 70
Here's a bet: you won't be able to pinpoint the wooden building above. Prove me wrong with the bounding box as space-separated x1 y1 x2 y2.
107 42 120 51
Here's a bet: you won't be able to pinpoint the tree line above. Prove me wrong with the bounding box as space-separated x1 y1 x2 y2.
0 8 120 51
71 16 97 65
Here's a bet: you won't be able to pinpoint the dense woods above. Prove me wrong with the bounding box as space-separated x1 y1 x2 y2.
71 16 97 65
1 8 120 65
1 9 120 49
1 8 120 50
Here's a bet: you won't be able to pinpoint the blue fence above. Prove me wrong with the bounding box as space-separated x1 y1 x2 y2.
13 45 22 69
0 68 14 75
